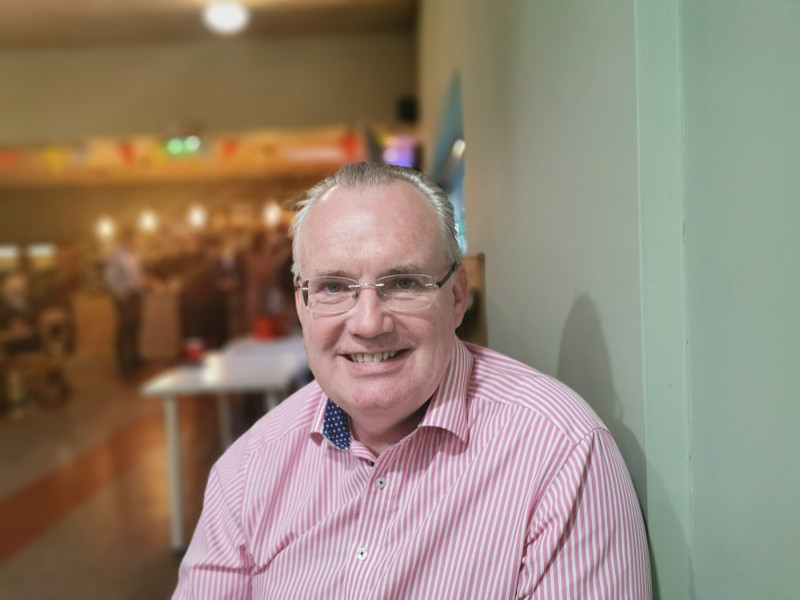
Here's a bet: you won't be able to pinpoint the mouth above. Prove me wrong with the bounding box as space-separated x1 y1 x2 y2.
346 349 404 363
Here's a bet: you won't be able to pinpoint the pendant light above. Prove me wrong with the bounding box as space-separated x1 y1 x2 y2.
202 1 251 36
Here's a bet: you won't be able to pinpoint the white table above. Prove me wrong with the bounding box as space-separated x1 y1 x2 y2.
140 335 307 553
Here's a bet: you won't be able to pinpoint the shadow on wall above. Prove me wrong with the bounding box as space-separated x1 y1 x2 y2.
556 294 694 599
556 294 646 503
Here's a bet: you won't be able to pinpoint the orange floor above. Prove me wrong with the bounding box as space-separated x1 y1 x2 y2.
0 355 224 599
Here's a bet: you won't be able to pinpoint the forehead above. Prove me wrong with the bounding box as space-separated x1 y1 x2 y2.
299 180 441 273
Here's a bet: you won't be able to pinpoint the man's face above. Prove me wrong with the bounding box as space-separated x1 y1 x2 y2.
295 181 468 435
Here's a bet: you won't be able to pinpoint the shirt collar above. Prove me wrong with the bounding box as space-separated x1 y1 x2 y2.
417 337 473 444
313 337 474 450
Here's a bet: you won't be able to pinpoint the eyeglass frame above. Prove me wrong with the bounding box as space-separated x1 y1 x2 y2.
295 262 460 314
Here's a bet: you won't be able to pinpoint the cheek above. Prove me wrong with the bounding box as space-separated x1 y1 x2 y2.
301 316 339 350
425 305 456 336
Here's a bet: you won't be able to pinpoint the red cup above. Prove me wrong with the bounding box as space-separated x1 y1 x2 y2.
254 317 276 340
183 338 206 364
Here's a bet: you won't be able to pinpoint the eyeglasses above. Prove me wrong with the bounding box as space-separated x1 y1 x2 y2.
296 262 459 315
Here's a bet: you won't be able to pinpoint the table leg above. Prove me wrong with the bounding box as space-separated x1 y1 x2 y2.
217 394 234 449
163 395 186 554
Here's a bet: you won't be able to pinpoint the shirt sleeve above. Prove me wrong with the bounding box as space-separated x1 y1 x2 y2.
172 467 254 600
517 429 651 599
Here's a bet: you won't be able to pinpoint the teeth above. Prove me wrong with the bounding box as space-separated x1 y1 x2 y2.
350 350 399 363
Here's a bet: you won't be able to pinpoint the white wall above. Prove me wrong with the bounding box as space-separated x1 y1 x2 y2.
0 33 416 144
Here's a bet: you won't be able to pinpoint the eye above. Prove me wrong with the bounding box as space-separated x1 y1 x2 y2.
384 275 427 293
310 277 352 296
394 277 418 290
322 281 345 294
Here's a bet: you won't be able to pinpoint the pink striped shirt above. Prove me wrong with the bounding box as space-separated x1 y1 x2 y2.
174 338 651 599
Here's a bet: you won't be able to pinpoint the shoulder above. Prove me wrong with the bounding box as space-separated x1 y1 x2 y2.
210 381 324 490
464 343 605 445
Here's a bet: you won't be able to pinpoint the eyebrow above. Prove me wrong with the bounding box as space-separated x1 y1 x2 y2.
381 264 428 276
307 264 429 280
306 269 352 279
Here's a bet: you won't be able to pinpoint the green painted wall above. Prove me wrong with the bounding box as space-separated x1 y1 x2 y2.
636 0 693 596
420 0 648 519
682 1 800 597
420 0 800 598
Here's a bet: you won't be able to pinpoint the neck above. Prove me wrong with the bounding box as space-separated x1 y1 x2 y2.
350 399 431 457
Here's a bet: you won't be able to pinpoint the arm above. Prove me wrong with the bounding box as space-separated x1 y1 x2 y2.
173 467 254 600
517 429 651 599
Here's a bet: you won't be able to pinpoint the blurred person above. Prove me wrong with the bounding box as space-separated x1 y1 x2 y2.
104 227 145 374
220 238 247 336
49 243 82 355
242 227 293 336
262 227 296 334
242 228 274 328
177 234 233 350
210 237 242 339
173 163 650 599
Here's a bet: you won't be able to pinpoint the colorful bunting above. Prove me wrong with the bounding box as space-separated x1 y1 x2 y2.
118 142 137 166
0 150 20 169
339 131 361 162
0 126 411 181
219 139 240 160
41 147 67 172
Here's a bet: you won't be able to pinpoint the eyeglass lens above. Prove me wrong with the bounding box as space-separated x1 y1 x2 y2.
305 274 434 314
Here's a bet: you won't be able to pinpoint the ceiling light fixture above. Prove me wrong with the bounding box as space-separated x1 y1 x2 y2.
203 1 251 36
138 210 159 233
187 204 208 229
96 217 116 240
262 201 283 228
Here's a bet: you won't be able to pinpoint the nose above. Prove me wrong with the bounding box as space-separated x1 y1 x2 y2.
346 286 393 338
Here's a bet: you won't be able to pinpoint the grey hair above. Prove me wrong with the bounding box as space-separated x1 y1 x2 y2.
290 162 462 278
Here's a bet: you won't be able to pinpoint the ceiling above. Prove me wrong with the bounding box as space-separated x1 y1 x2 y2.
0 0 417 50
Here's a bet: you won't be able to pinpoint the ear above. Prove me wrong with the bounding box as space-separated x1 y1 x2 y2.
294 279 307 324
451 264 469 329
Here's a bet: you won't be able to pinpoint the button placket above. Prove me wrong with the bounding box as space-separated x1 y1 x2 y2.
351 455 399 573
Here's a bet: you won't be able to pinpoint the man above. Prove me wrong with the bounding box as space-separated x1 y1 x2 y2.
174 163 651 598
104 227 145 373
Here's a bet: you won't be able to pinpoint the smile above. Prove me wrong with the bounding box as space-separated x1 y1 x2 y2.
347 350 402 363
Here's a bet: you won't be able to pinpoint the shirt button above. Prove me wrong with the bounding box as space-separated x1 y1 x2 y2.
374 476 386 489
356 547 368 561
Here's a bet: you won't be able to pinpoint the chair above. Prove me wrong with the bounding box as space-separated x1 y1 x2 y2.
456 253 488 347
0 308 71 414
